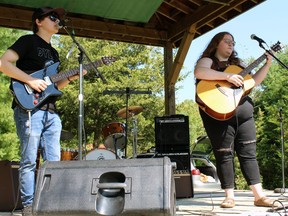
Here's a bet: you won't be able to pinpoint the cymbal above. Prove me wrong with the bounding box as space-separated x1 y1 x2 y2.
60 130 74 141
117 106 143 118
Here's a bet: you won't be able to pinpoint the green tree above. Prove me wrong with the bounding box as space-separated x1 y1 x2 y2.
0 28 27 161
176 99 206 147
55 36 168 157
253 46 288 189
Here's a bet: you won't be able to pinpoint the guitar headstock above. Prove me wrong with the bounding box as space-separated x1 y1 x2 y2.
101 56 117 65
270 41 282 53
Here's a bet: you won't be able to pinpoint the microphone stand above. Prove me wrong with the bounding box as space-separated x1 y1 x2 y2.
62 25 107 160
103 88 151 158
258 41 288 70
274 107 287 194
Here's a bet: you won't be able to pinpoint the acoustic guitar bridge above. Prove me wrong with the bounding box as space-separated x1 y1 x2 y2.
215 84 228 97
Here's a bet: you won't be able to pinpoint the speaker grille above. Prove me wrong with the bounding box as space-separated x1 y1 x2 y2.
155 115 190 153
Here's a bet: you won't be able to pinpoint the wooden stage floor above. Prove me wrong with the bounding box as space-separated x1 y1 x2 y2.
1 190 288 216
176 189 288 215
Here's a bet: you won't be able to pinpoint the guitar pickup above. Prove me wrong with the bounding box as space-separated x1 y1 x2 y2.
24 76 52 95
24 84 33 94
44 76 52 85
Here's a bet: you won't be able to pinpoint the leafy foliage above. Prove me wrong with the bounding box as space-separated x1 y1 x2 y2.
176 99 206 146
253 46 288 189
55 36 171 157
0 28 27 161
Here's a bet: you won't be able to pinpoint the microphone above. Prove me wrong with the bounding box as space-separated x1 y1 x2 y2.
251 34 266 44
57 18 70 29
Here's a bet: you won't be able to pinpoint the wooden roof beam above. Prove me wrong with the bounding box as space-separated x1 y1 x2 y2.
187 0 202 6
165 0 193 14
156 5 177 22
167 0 251 41
167 24 196 85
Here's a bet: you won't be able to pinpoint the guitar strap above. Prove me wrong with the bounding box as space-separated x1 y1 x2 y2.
211 56 230 71
40 103 56 113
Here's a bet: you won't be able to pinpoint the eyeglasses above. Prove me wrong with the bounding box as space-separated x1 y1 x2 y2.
48 15 59 22
222 38 236 46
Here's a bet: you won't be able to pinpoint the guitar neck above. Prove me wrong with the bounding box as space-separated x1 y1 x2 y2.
50 59 103 83
238 54 266 77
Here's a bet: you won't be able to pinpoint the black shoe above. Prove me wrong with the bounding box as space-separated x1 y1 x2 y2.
22 205 33 216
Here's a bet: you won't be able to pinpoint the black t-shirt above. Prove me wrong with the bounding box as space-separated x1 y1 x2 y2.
10 34 60 72
9 34 60 110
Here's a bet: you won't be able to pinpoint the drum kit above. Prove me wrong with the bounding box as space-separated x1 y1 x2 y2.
60 105 144 161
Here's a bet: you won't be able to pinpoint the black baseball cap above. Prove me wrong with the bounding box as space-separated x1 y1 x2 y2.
32 6 66 22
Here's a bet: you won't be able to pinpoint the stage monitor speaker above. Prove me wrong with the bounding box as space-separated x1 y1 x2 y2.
0 160 23 211
135 154 194 198
33 157 176 216
155 115 190 153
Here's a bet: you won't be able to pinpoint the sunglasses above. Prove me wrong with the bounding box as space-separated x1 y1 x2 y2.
48 15 59 22
222 38 236 46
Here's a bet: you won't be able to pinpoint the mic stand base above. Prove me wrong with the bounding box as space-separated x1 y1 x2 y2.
274 188 288 193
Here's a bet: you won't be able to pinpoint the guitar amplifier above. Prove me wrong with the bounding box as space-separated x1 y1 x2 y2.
174 173 194 198
155 115 190 153
153 153 193 198
0 161 23 211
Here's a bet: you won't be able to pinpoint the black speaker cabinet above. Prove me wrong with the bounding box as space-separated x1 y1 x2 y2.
137 153 191 171
155 115 190 153
33 157 176 216
0 160 23 211
161 153 191 171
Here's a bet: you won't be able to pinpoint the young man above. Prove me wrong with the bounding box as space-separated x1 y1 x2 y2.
0 6 82 215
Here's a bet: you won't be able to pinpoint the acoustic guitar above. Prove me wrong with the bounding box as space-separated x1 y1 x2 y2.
196 42 282 121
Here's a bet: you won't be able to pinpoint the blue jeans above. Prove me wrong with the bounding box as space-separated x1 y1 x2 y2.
14 106 62 207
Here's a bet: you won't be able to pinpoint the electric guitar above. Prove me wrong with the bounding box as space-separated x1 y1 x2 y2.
196 42 282 121
11 56 116 111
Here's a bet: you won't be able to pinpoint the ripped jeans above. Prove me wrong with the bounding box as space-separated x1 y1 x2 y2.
200 108 261 189
14 106 61 207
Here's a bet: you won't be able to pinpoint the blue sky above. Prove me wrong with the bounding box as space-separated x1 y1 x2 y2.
176 0 287 104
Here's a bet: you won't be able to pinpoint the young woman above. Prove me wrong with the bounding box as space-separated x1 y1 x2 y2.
194 32 275 208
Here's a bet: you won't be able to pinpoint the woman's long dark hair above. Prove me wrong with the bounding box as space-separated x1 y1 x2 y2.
197 31 240 65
